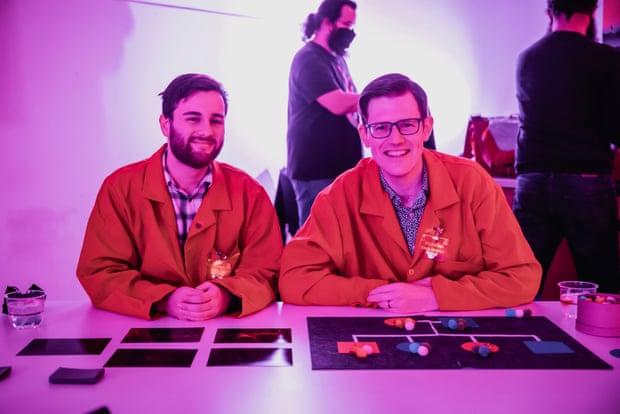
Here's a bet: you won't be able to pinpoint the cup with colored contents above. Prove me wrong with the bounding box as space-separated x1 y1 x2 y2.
558 280 598 318
5 290 47 329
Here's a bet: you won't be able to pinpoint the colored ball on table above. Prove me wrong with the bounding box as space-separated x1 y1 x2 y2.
478 345 491 357
448 319 458 329
351 346 368 358
456 318 467 330
404 318 416 331
408 342 421 354
505 308 516 317
470 343 491 357
417 342 431 357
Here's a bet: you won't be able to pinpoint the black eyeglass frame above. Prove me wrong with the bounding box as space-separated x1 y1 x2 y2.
364 117 425 139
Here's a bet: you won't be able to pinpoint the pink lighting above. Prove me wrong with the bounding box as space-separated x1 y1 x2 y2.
0 1 603 299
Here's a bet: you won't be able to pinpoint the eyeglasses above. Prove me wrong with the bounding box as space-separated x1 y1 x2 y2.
365 118 424 139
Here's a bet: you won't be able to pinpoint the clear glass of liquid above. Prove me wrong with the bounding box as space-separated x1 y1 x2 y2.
5 290 47 329
558 281 598 318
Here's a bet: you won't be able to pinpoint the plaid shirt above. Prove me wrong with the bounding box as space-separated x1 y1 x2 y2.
162 150 212 250
380 163 429 256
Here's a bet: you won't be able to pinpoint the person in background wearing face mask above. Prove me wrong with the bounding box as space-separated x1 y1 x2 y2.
285 0 362 229
514 0 620 296
77 73 282 320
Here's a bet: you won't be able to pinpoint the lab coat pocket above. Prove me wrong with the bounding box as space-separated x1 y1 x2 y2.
432 256 482 279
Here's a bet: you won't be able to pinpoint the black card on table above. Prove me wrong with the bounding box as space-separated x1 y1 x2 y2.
0 366 11 381
49 367 105 384
104 349 197 367
207 348 293 367
214 328 292 344
121 327 204 343
17 338 111 356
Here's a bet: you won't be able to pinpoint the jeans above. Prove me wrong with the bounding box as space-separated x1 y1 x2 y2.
513 173 620 294
290 177 334 228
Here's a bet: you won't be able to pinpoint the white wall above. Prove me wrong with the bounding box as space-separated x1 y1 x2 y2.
0 0 552 300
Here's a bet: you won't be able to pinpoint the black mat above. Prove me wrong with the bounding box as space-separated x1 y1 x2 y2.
17 338 111 356
121 327 204 343
214 328 292 344
104 349 197 367
207 348 293 367
308 316 612 370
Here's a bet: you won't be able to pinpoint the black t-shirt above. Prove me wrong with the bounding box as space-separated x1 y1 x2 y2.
516 31 620 175
286 42 362 180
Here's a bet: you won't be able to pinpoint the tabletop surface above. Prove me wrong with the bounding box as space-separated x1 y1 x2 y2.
1 301 619 414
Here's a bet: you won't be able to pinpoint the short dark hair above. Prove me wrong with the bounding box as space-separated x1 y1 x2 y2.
358 73 429 124
547 0 597 19
159 73 228 119
302 0 357 41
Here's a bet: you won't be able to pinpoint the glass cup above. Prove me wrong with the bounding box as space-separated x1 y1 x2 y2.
558 281 598 318
5 290 47 329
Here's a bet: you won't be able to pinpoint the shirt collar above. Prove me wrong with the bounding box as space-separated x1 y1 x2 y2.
380 162 429 204
162 147 212 197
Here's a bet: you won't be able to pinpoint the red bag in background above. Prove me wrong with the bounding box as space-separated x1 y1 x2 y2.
462 114 518 178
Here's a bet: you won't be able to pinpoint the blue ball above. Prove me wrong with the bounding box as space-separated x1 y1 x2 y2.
505 309 516 317
478 345 491 357
448 319 457 329
408 342 420 354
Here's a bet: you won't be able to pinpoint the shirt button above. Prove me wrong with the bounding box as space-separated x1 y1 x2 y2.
407 269 415 277
195 223 202 229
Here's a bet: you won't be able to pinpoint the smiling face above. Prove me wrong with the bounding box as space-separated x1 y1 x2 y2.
159 90 226 169
358 92 433 189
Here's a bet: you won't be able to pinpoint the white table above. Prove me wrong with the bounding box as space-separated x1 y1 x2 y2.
1 301 619 414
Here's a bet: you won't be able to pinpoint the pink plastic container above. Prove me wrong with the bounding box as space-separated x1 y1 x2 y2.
576 293 620 337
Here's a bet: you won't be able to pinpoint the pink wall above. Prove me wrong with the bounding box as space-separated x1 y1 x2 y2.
604 0 620 30
1 0 133 300
0 0 553 302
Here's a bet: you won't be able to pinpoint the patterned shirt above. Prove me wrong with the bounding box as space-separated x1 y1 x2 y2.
162 150 212 250
380 164 429 255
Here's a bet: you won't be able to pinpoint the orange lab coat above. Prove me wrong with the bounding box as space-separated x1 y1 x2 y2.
77 146 282 319
279 151 541 310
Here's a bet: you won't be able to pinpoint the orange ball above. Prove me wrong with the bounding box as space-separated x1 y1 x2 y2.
351 346 368 358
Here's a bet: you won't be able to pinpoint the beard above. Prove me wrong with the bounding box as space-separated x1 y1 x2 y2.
168 124 222 169
328 28 355 56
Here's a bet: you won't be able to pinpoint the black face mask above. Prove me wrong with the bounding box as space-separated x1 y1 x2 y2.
328 28 355 56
